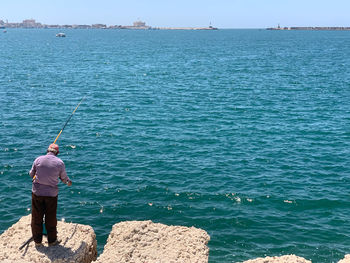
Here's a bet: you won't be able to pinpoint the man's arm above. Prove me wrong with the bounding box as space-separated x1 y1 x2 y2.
29 161 36 179
59 162 72 186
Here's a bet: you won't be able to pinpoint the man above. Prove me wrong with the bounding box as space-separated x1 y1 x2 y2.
29 143 72 247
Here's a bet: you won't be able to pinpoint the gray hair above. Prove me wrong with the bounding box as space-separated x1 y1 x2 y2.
47 147 58 154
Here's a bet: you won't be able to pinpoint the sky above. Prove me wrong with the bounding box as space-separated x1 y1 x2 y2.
1 0 350 29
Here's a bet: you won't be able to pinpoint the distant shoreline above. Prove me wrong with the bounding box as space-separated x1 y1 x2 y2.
267 26 350 31
0 18 218 30
0 26 218 30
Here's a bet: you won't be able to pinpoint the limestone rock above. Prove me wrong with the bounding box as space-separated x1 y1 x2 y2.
241 255 312 263
338 255 350 263
0 215 97 263
94 220 210 263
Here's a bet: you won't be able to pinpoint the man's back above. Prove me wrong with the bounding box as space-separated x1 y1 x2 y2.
30 152 68 197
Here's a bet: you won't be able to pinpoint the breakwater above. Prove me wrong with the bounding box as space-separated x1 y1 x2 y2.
0 215 209 263
267 26 350 30
1 215 350 262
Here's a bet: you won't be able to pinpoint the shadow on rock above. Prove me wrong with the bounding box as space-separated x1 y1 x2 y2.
36 242 87 262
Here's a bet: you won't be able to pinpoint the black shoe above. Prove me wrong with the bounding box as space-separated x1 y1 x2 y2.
48 239 61 247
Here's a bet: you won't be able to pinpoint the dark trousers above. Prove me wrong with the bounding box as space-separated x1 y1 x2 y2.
31 193 58 244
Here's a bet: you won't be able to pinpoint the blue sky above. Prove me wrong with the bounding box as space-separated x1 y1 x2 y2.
1 0 349 28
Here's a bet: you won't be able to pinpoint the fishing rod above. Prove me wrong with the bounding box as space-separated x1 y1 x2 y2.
32 96 85 182
53 96 86 144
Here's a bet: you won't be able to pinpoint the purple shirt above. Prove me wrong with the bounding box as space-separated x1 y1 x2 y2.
29 152 70 197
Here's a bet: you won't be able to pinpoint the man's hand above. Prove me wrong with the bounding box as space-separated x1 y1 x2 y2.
67 180 72 187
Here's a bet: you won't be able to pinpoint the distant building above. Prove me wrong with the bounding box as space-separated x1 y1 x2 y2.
5 23 21 28
133 21 146 27
20 19 43 28
119 20 151 30
45 24 60 29
22 19 38 28
72 24 92 29
109 25 123 29
92 24 107 29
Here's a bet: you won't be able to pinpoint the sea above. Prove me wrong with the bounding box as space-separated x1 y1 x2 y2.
0 28 350 263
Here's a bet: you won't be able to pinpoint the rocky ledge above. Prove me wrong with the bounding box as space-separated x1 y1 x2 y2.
0 215 97 263
241 255 311 263
0 215 349 263
241 254 350 263
94 220 210 262
0 216 209 263
338 255 350 263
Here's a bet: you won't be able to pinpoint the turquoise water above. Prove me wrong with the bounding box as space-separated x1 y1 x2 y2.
1 29 350 262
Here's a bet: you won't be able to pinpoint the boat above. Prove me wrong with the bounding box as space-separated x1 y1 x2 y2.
56 33 66 37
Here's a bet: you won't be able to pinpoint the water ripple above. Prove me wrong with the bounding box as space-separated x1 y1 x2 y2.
1 29 350 263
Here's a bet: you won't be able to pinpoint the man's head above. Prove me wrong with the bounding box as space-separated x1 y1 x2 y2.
47 143 59 155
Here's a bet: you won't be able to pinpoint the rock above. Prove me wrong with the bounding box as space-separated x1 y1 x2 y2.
94 220 210 263
338 255 350 263
0 215 97 263
241 255 312 263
